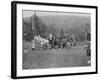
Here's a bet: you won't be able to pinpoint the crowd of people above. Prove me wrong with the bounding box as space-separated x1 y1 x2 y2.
31 34 90 50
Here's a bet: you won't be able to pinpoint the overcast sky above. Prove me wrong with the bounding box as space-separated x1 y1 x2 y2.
23 10 91 18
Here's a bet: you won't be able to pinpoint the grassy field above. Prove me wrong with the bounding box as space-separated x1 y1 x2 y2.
23 42 90 69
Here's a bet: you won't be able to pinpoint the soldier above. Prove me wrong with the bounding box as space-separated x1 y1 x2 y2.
86 43 91 64
48 34 54 49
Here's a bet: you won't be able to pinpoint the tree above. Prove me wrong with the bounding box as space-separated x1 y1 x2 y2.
81 23 90 41
32 12 47 38
81 23 90 33
86 32 91 41
23 18 33 41
60 28 64 38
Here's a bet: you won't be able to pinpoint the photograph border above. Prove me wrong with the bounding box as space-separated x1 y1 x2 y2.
11 1 98 79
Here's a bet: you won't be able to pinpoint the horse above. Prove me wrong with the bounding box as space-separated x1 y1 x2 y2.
32 35 49 50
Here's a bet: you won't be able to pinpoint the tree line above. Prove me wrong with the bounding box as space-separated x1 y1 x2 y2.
23 14 90 42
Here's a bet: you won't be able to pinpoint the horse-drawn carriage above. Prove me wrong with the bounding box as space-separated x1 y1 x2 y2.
31 34 73 50
32 35 49 50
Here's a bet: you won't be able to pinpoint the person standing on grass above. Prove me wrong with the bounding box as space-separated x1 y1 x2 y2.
86 43 91 64
48 34 54 49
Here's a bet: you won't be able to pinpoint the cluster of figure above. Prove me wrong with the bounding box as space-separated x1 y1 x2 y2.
31 34 76 50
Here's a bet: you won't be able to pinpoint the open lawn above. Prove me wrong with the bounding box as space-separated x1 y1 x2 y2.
23 42 90 69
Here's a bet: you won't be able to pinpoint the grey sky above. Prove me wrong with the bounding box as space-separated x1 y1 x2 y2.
23 10 91 18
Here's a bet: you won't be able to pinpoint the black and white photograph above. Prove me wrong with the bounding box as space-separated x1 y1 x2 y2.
11 1 97 79
23 10 91 69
